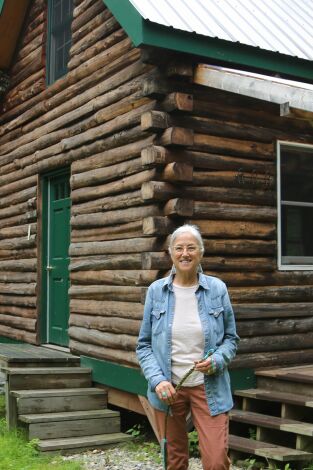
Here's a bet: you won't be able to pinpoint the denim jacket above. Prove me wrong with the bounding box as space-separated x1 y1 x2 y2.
136 273 239 416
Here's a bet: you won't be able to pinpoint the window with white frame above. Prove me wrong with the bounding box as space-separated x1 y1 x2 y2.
278 142 313 269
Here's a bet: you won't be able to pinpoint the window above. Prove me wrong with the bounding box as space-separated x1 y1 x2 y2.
277 141 313 269
47 0 73 84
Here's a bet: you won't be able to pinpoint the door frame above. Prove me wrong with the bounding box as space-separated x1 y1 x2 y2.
39 167 71 344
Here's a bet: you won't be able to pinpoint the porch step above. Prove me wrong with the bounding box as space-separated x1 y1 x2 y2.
19 409 121 439
230 409 313 436
38 432 133 453
5 367 92 390
234 388 313 408
12 388 107 413
229 435 313 462
256 365 313 398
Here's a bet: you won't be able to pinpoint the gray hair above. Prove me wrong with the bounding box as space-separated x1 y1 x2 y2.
168 224 204 255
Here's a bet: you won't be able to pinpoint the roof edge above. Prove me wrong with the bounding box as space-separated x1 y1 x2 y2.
105 0 313 83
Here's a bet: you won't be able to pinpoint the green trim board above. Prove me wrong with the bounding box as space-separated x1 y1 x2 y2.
0 336 23 344
104 0 313 82
0 0 4 15
80 356 255 396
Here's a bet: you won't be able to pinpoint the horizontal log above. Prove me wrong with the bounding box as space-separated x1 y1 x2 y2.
71 190 143 215
193 133 274 160
72 169 156 203
239 331 313 353
72 1 104 32
0 272 37 283
162 162 193 182
205 271 313 287
184 186 275 206
233 303 313 319
141 181 178 201
164 198 194 217
0 283 36 295
70 254 142 271
0 325 37 344
232 349 313 369
71 133 154 175
203 239 276 255
71 221 144 243
192 170 274 190
0 259 37 271
141 252 171 270
70 237 166 256
70 299 143 319
70 270 158 286
237 317 313 337
72 8 111 40
0 295 36 308
229 286 313 303
69 324 136 349
70 314 140 336
143 217 176 236
0 199 36 221
161 92 193 112
0 224 37 241
141 145 274 173
191 220 276 239
193 202 276 222
71 204 160 228
0 305 36 318
0 314 36 332
69 285 142 302
0 211 37 230
0 176 37 198
0 187 36 210
69 339 137 367
157 127 194 147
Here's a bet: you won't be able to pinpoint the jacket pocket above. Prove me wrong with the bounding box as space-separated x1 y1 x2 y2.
209 306 224 318
151 307 166 335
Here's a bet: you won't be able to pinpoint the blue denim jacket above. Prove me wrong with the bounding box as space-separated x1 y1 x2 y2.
136 273 239 416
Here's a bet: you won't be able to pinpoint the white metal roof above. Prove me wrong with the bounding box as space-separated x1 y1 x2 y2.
129 0 313 61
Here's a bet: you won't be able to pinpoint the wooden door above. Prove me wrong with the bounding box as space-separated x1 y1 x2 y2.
42 170 71 346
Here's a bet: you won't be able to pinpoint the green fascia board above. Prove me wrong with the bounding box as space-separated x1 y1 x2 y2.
80 355 255 397
0 0 4 16
104 0 313 82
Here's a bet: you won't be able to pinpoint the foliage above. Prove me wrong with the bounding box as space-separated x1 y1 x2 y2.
0 403 83 470
126 423 144 438
188 429 200 457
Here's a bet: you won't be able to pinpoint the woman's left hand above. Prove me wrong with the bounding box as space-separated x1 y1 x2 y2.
194 357 216 375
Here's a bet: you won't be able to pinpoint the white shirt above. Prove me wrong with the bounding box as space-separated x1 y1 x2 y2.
171 284 205 386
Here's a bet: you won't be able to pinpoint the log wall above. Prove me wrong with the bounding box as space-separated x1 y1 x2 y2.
1 0 313 370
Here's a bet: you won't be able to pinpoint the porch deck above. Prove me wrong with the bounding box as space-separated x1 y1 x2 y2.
0 344 80 369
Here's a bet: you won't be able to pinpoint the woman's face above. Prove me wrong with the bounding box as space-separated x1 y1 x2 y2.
170 232 202 276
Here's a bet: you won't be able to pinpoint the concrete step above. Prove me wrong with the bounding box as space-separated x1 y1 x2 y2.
230 409 313 436
19 409 120 440
12 388 107 413
229 434 313 462
38 432 133 453
5 367 92 390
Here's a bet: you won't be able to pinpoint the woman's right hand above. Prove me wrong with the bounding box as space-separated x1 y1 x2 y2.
155 381 176 404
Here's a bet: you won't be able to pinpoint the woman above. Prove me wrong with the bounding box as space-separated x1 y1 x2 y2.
136 224 239 470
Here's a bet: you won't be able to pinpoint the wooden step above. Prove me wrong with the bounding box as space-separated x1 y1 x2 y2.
19 409 120 439
230 409 313 436
0 344 80 369
229 434 313 462
255 365 313 397
5 367 92 390
12 388 107 414
234 388 313 408
37 432 133 453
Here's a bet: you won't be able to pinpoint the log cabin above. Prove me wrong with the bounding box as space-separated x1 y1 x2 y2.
0 0 313 420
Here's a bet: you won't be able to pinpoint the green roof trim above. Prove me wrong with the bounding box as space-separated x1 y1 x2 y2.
0 0 4 15
104 0 313 82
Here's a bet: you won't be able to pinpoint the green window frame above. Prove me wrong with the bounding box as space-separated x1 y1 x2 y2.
47 0 73 85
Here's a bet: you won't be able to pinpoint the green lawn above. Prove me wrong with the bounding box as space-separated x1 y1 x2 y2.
0 394 83 470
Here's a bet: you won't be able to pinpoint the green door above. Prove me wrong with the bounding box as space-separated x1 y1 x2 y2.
42 170 71 346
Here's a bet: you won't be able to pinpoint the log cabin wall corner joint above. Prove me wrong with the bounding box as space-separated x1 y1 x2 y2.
0 0 313 398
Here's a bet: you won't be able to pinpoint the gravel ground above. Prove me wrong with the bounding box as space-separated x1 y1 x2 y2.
63 445 242 470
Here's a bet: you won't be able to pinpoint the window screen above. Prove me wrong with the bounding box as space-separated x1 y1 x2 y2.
47 0 73 84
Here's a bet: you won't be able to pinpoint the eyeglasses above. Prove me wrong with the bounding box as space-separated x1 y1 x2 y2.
172 245 199 254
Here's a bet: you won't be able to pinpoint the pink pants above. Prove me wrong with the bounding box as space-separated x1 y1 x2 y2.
155 384 230 470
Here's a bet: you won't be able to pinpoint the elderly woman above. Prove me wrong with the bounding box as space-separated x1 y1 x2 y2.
136 224 239 470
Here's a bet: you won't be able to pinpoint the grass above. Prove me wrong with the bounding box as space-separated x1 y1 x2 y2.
0 394 83 470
